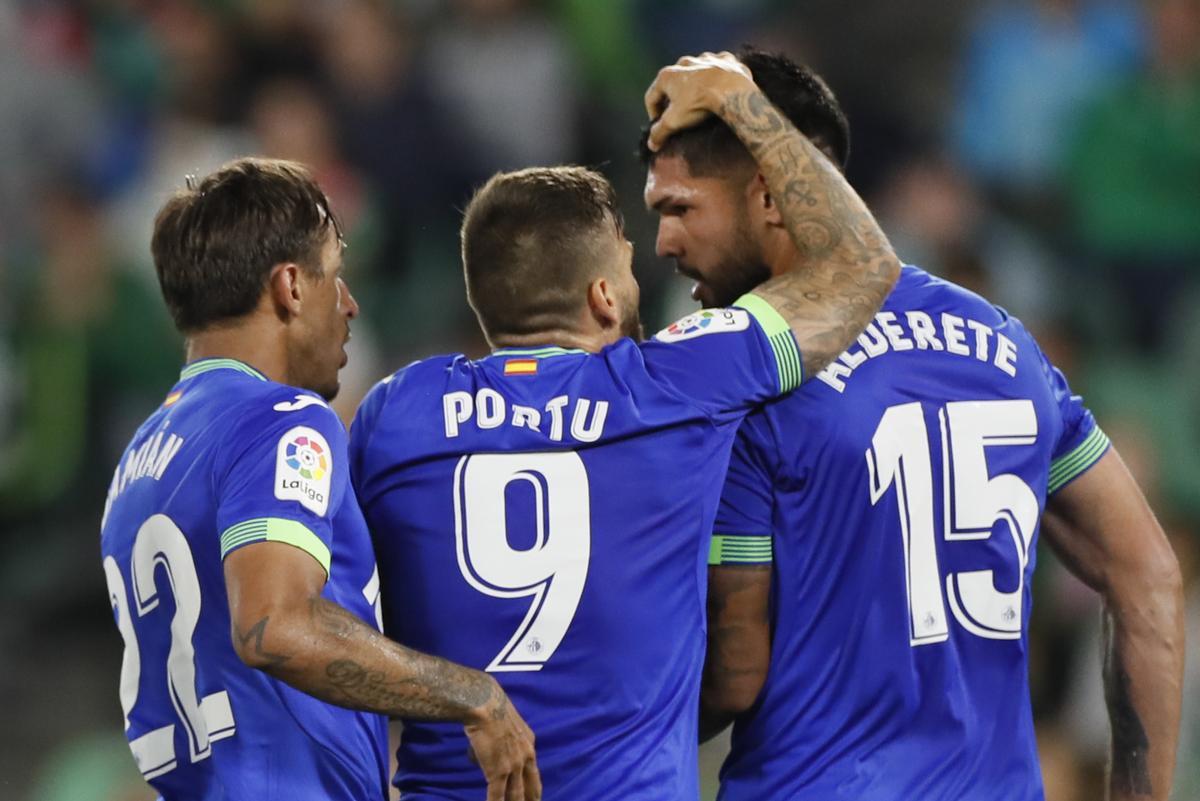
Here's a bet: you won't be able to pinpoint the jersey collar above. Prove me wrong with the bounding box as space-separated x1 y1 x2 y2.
179 358 267 382
488 346 587 360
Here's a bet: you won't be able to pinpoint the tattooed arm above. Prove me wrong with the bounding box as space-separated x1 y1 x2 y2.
224 541 541 801
1040 449 1183 801
700 565 772 743
645 52 900 377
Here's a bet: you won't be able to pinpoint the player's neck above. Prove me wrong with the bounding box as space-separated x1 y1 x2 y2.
184 317 289 385
490 328 616 355
765 226 801 278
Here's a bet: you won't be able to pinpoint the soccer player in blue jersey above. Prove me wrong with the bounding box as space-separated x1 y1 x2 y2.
349 54 901 800
99 158 538 801
641 50 1186 800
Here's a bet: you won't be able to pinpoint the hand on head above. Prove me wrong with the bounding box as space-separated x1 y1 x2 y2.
644 51 755 152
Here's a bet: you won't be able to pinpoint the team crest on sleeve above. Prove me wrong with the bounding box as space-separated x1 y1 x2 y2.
655 308 750 342
275 426 331 516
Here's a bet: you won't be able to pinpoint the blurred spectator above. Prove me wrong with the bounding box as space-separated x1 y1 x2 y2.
1 185 180 525
874 155 1062 328
317 0 477 241
1063 0 1200 351
953 0 1143 217
0 2 104 247
249 78 379 255
426 0 582 170
103 1 257 276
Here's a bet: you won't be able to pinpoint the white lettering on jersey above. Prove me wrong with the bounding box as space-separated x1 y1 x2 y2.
817 310 1020 393
654 308 750 343
442 390 609 444
273 394 327 413
103 428 186 527
275 426 332 516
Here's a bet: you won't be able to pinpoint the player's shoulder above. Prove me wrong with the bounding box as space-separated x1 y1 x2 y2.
214 377 345 453
353 353 467 435
892 264 1019 328
649 307 757 345
362 353 464 408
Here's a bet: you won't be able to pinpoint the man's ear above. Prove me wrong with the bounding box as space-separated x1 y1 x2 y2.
750 172 783 227
268 262 304 321
586 277 620 330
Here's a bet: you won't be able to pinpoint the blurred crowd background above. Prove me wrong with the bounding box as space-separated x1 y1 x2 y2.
0 0 1197 798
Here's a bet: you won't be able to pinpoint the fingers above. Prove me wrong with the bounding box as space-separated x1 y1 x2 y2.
648 103 709 152
486 773 506 801
506 767 526 801
644 63 676 119
523 757 542 801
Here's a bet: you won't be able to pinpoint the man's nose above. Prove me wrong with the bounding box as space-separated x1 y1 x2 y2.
655 221 680 260
341 280 360 319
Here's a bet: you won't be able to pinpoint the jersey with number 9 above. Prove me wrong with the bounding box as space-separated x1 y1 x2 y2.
99 359 389 800
350 298 803 800
712 266 1110 800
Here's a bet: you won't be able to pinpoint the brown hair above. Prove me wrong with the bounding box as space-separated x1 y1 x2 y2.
461 166 624 341
151 157 339 333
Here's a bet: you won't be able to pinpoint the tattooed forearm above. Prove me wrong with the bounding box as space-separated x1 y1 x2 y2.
701 565 772 743
233 616 293 669
322 656 497 721
250 595 500 723
1104 622 1154 796
309 597 496 720
715 89 900 377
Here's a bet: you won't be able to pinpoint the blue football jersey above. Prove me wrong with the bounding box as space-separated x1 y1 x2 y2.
99 358 389 800
711 266 1110 801
350 298 802 800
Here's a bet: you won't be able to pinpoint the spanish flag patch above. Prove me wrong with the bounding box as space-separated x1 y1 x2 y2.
504 359 538 376
163 390 184 407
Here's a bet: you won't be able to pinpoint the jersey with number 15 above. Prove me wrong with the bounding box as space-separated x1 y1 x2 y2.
713 266 1110 800
350 296 804 801
99 358 389 800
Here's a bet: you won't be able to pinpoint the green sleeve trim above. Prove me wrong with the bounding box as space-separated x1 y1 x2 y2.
220 517 331 576
1048 426 1110 494
734 293 803 393
709 534 773 566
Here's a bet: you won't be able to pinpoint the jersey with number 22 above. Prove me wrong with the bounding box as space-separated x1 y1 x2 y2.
100 359 389 800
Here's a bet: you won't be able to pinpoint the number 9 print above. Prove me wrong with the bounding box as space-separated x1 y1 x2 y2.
454 452 591 672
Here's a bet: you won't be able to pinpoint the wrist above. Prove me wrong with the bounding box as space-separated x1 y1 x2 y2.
707 72 758 118
462 672 503 728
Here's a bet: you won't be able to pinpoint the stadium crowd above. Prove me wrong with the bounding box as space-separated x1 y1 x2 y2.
0 0 1197 798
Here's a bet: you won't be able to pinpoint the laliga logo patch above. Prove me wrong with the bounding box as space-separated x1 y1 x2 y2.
655 308 750 342
275 426 331 516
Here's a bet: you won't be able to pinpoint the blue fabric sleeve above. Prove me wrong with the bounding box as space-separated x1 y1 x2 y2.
710 415 775 565
215 393 349 574
638 296 803 420
1037 348 1110 495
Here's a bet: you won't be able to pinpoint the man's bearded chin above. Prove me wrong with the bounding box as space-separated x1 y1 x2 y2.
708 258 772 308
